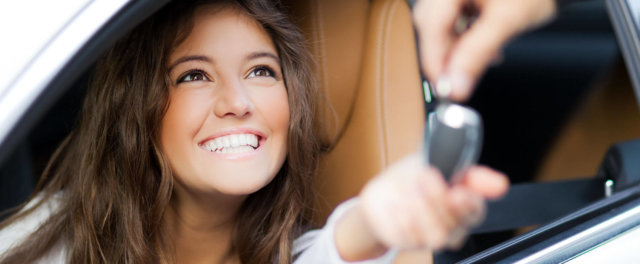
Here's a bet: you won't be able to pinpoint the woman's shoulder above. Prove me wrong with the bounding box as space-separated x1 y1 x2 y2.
0 192 64 259
292 199 359 258
291 199 397 264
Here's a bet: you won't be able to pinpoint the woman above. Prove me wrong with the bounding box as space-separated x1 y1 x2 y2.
0 0 508 263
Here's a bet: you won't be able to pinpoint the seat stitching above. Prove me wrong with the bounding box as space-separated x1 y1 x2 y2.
375 0 390 168
383 0 401 165
314 0 330 111
377 0 399 168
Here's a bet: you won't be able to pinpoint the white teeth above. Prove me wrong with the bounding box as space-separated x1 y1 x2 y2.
214 146 254 154
201 133 260 153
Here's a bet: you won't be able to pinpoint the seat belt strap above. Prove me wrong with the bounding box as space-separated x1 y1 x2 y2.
473 178 604 233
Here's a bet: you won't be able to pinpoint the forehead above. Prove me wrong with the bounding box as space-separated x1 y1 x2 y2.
169 4 277 62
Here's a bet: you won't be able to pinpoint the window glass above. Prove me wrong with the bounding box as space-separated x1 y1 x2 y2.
0 0 89 91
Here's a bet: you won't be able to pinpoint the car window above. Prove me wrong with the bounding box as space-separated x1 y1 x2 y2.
0 0 90 92
1 0 639 261
0 0 167 217
0 0 131 169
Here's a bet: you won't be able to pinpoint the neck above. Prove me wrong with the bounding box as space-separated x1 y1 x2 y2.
163 186 246 264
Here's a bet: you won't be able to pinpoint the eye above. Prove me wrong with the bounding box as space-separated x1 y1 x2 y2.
177 69 209 84
248 66 276 78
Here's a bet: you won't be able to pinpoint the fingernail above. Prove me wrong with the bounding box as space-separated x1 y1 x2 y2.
449 72 472 101
435 76 452 99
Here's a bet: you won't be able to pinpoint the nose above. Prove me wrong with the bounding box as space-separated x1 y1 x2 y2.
213 79 254 118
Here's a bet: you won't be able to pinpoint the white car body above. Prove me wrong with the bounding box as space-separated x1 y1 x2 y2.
0 0 129 149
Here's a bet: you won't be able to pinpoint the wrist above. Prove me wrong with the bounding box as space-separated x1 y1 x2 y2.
334 201 388 261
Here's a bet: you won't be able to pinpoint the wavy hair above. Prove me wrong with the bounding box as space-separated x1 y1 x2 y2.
0 0 320 263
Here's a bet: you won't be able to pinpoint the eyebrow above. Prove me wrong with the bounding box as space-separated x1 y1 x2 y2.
168 55 212 72
246 52 281 65
168 51 281 72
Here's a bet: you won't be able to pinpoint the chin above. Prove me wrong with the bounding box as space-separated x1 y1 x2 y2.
213 172 277 195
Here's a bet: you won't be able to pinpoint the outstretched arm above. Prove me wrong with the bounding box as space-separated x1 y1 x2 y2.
332 0 567 260
334 154 508 261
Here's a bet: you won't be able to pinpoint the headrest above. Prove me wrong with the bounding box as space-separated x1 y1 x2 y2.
284 0 370 146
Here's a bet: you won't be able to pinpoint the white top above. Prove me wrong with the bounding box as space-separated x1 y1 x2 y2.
0 195 396 263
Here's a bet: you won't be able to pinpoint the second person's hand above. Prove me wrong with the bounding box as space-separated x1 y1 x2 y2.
413 0 557 101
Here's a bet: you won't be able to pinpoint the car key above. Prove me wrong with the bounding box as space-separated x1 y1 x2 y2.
424 102 483 182
412 4 482 182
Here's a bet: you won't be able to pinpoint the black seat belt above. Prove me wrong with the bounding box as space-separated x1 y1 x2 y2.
474 138 640 234
474 178 604 233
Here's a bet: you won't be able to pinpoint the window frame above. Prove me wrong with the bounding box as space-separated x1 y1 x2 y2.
0 0 169 166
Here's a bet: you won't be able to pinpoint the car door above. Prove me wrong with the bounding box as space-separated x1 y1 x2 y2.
0 0 167 213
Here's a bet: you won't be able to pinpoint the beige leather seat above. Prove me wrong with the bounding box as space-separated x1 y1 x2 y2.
285 0 430 262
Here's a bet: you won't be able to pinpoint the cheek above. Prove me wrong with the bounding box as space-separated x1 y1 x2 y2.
276 95 291 135
164 90 211 124
266 88 290 135
271 91 290 174
160 90 211 158
255 85 290 152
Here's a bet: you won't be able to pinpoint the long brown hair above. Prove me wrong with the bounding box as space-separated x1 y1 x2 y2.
0 0 320 263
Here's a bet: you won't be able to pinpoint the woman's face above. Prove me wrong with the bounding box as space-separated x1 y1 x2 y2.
161 6 289 196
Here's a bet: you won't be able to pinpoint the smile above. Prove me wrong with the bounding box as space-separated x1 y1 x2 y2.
200 133 260 154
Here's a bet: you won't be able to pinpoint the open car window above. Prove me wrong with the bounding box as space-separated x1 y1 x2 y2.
0 0 131 162
0 0 167 215
458 0 640 262
0 0 91 92
1 0 639 263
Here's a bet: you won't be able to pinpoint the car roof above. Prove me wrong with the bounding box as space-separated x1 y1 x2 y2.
0 0 167 164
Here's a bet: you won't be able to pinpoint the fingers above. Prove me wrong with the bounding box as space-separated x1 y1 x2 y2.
413 175 487 250
461 166 509 199
443 185 486 249
414 0 557 102
448 185 486 227
416 166 455 248
443 3 522 101
413 0 465 82
359 154 508 251
407 165 478 250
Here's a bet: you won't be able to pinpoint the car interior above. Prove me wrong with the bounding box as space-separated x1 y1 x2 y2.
1 0 640 263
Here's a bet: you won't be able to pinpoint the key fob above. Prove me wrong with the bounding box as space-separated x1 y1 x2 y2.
424 103 483 182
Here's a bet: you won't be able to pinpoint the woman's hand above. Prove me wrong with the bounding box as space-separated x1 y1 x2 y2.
358 154 508 251
335 154 508 261
413 0 557 101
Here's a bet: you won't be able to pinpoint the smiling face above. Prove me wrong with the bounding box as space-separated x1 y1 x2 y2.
160 5 289 197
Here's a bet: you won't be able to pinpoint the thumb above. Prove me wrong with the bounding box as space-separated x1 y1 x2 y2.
460 166 509 199
443 0 556 102
442 6 518 102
